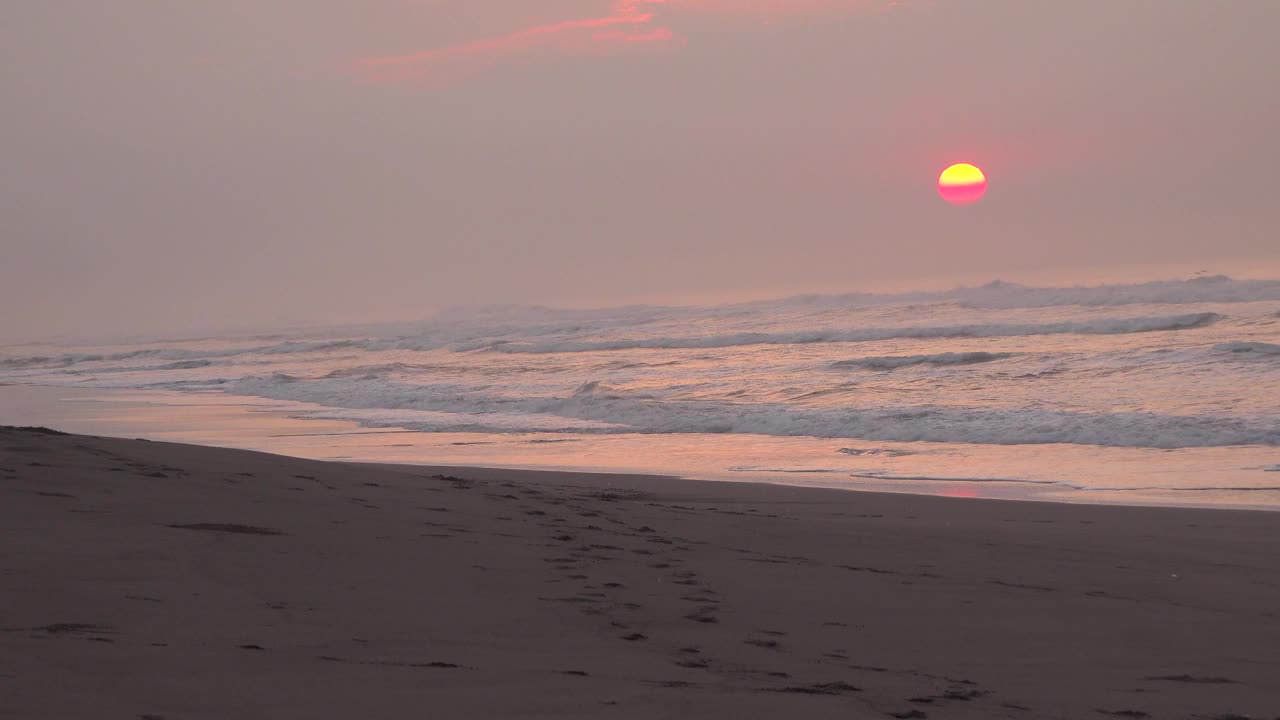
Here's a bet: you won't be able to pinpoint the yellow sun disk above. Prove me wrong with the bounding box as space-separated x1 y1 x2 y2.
939 163 985 186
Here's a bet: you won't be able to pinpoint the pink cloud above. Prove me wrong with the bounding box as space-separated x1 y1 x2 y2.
355 0 905 83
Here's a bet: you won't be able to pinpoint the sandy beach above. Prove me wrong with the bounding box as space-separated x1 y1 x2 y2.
7 1 1280 717
2 425 1277 719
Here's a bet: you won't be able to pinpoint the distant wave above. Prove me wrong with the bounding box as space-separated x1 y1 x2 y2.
5 276 1270 370
429 277 1280 324
0 338 374 371
831 351 1017 370
221 375 1280 448
758 276 1280 311
0 348 165 369
946 276 1280 309
3 275 1276 372
480 313 1221 354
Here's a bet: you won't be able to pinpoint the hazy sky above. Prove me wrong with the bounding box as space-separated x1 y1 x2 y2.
3 1 1278 340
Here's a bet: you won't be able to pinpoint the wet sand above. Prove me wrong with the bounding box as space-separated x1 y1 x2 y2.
2 425 1278 719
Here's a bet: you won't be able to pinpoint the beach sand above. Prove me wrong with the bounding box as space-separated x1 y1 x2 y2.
2 425 1277 719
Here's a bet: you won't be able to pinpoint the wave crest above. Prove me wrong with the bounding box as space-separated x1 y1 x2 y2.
1216 342 1280 356
832 352 1016 370
481 313 1221 354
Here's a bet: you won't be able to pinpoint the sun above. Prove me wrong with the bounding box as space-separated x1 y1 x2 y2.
938 163 988 205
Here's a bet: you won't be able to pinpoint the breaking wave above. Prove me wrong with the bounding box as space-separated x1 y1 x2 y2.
219 375 1280 449
1216 341 1280 356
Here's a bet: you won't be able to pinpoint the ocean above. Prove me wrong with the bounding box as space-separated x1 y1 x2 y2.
4 275 1279 509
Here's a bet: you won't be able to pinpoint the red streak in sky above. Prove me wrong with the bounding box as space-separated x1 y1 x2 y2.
357 2 674 83
354 1 895 83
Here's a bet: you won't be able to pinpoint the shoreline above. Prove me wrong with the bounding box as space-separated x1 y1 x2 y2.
3 425 1278 718
2 383 1278 513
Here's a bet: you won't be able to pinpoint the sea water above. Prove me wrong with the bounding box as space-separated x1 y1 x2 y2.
4 275 1279 509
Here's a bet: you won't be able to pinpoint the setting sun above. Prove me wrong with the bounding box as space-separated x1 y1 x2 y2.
938 163 988 205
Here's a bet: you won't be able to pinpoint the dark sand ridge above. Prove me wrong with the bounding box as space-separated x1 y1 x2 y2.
1 425 1277 719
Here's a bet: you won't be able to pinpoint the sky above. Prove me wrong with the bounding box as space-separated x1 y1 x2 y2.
3 1 1279 340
